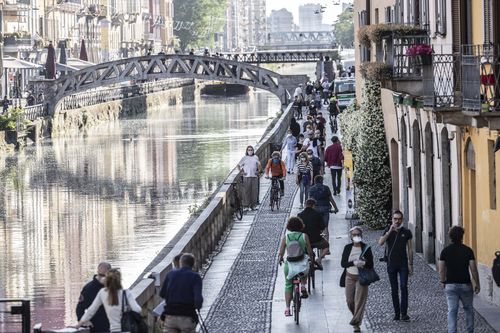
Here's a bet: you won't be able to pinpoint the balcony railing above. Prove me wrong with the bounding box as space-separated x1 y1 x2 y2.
391 35 430 80
423 53 461 108
3 36 32 47
461 44 500 113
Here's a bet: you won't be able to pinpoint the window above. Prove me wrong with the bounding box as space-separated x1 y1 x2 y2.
385 6 393 23
375 8 379 24
394 0 404 23
435 0 447 36
421 0 430 29
489 140 497 209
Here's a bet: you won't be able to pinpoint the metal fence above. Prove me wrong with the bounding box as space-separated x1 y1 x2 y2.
461 44 500 112
392 35 431 79
23 104 48 121
59 78 194 111
0 299 30 333
423 53 461 108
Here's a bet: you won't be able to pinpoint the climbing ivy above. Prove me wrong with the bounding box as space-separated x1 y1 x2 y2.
352 80 392 229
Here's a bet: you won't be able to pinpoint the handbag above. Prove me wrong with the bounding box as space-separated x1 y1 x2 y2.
121 290 148 333
357 246 380 286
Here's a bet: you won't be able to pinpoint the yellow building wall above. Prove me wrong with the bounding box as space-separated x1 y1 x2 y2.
461 127 500 266
471 0 484 44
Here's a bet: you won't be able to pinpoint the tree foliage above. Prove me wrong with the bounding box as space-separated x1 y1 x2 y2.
352 80 392 229
173 0 227 51
334 10 354 48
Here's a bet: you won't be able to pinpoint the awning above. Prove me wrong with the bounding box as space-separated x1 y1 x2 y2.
56 63 79 72
66 58 95 70
2 56 43 70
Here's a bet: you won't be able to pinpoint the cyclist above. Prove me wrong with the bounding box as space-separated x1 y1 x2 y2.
298 198 329 268
308 175 339 254
278 217 314 317
265 151 286 196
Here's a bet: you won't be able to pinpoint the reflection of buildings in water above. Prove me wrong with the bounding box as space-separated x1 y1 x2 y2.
0 94 276 327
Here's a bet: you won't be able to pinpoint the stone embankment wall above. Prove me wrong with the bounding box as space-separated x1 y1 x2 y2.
130 102 294 328
50 80 196 136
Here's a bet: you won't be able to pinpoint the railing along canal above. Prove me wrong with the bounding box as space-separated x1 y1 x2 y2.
59 78 194 111
0 299 30 333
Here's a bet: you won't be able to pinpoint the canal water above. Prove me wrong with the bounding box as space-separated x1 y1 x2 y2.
0 91 280 329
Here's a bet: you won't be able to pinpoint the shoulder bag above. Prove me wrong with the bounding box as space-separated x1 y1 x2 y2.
357 245 380 286
121 290 148 333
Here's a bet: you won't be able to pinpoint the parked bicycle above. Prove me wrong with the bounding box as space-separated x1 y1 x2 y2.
225 181 244 220
269 176 282 211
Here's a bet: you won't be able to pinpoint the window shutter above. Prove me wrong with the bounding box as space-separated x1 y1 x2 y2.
451 0 460 52
484 0 492 43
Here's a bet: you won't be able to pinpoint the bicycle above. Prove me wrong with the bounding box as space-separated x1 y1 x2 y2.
292 272 306 325
224 181 244 220
269 176 282 211
307 247 322 293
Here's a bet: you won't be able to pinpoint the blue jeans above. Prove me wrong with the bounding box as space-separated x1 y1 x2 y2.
316 206 330 228
299 182 310 205
387 264 409 316
445 283 474 333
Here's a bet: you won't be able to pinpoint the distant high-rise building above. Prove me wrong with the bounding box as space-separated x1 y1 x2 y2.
224 0 266 51
268 8 294 33
299 3 327 31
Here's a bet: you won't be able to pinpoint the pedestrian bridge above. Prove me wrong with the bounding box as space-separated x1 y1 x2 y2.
217 49 340 64
38 54 305 114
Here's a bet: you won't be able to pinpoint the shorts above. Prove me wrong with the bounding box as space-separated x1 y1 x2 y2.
311 237 329 250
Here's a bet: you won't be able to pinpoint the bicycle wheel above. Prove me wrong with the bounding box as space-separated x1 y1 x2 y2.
307 270 312 293
276 195 281 211
293 287 300 325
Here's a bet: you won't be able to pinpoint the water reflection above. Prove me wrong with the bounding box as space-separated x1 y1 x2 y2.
0 91 279 328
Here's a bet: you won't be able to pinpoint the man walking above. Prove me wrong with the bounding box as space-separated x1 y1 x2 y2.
378 210 413 321
324 136 344 195
439 226 480 333
160 253 203 333
76 262 111 332
298 198 329 268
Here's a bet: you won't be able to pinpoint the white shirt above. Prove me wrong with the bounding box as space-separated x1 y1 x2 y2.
347 246 362 275
239 155 260 178
293 87 303 98
80 289 142 332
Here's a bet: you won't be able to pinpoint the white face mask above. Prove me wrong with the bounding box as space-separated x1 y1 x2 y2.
352 236 362 243
301 158 306 162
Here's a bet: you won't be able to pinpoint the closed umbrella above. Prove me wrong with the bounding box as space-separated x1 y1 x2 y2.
45 42 56 79
79 39 88 62
59 41 67 64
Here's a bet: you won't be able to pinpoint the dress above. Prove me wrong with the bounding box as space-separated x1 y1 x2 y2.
239 155 260 208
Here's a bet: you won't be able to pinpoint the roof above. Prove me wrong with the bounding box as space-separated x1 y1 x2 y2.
2 56 43 70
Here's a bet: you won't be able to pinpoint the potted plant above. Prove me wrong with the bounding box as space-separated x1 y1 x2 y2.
406 44 433 65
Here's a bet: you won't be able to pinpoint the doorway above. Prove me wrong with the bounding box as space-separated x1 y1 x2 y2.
424 124 435 263
412 121 423 253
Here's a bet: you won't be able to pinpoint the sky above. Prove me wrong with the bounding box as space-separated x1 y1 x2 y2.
266 0 347 26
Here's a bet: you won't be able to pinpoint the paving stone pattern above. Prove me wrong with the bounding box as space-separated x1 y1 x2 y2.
361 228 495 333
204 176 297 333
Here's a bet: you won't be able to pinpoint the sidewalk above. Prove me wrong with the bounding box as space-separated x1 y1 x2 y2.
270 171 361 333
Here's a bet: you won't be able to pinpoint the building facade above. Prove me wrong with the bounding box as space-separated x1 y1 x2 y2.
298 3 324 31
353 0 500 307
268 8 294 34
224 0 265 51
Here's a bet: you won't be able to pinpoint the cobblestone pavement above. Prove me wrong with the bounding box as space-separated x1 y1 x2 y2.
361 227 496 333
204 175 297 332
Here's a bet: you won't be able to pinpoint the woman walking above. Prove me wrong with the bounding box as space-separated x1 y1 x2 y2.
278 217 314 317
77 268 142 332
340 227 374 332
296 152 313 209
238 145 261 210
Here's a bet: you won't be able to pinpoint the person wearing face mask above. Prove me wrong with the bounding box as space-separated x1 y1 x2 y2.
307 149 323 179
378 210 414 322
296 152 313 209
265 151 286 196
283 130 297 174
340 227 374 333
76 262 112 332
238 145 262 211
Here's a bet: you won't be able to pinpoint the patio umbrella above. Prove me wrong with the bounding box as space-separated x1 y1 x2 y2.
45 42 56 79
59 41 67 64
79 39 88 62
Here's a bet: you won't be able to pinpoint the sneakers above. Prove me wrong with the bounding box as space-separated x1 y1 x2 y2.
353 326 361 332
284 308 292 316
393 315 400 321
314 259 324 271
299 204 304 209
401 315 410 322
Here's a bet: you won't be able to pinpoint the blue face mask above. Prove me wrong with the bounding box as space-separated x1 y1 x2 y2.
273 158 279 164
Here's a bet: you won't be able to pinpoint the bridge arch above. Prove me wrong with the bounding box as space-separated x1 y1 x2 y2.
46 55 291 113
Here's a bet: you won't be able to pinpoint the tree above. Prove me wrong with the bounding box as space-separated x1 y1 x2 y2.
353 80 392 229
173 0 227 51
333 10 354 48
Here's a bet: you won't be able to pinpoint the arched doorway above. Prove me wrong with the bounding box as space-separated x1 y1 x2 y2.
465 138 477 252
441 128 452 247
391 139 400 209
412 121 423 253
424 123 435 263
400 116 409 223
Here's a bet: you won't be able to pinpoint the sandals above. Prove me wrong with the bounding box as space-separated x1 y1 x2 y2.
284 308 292 316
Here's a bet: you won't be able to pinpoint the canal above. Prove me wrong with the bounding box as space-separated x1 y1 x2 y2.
0 91 280 328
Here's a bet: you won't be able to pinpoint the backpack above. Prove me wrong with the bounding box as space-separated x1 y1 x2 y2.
493 251 500 287
286 233 305 262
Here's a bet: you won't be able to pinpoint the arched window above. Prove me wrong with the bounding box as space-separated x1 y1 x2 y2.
465 138 476 171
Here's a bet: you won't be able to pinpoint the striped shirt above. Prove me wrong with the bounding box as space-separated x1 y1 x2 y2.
296 162 313 175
